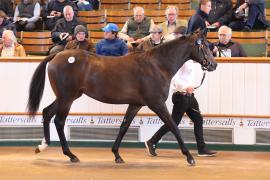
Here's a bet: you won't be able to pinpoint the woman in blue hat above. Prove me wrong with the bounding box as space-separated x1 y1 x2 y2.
96 23 128 56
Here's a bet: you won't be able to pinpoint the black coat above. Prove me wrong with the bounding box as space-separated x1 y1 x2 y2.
207 0 233 25
45 0 78 18
51 18 85 45
0 0 13 17
214 41 247 57
187 9 208 35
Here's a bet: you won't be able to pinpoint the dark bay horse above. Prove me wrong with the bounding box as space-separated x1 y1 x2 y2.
27 30 217 166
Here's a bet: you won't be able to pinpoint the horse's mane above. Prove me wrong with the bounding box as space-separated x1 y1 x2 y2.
147 34 192 57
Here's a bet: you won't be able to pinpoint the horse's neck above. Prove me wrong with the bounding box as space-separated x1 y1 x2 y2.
153 39 193 78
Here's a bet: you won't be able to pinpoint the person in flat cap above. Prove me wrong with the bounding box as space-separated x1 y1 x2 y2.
96 23 128 56
136 25 164 51
164 25 187 42
65 24 94 52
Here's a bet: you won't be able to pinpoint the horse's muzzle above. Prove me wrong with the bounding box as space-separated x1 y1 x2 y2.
208 61 218 71
203 61 217 72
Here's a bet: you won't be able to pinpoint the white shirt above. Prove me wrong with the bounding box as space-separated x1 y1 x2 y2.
1 44 15 57
171 60 195 93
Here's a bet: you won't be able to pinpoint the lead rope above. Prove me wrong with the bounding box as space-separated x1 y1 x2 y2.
194 71 206 89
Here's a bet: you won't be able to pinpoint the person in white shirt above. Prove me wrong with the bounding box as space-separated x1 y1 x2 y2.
145 30 217 157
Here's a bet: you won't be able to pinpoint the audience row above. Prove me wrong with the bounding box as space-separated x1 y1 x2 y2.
0 0 267 58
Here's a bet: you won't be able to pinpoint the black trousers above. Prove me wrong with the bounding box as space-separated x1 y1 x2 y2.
149 92 206 151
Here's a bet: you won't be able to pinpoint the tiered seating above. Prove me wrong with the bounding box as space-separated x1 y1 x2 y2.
130 0 160 9
232 31 267 57
160 0 191 10
145 10 166 24
100 0 129 10
106 9 134 29
89 31 104 44
17 31 52 55
178 9 195 20
78 10 105 31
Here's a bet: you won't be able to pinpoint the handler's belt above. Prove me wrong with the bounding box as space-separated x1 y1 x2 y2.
174 91 193 97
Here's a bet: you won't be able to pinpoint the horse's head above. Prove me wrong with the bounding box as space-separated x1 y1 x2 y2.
190 30 217 72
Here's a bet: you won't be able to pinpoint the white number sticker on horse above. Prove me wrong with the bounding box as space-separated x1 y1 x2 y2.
68 56 75 63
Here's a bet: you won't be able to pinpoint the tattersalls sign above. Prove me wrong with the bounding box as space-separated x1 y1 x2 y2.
0 114 270 129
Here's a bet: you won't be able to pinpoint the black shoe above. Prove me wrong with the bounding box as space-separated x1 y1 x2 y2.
198 149 217 157
243 26 251 32
145 140 157 156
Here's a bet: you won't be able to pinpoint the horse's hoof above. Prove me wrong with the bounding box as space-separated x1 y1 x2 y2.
70 157 80 163
115 157 125 163
187 158 196 166
35 147 41 154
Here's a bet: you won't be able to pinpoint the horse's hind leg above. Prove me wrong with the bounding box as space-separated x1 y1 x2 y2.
149 103 195 166
35 100 58 153
54 99 79 162
112 105 142 163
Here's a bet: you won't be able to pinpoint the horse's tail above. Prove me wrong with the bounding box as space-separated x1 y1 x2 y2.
27 53 57 116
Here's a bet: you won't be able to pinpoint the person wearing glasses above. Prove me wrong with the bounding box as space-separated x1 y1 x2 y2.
159 6 187 40
214 25 246 57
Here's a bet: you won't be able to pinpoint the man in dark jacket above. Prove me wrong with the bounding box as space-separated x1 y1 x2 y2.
49 5 84 54
44 0 78 30
214 26 247 57
207 0 233 30
187 0 211 35
229 0 268 31
0 0 13 17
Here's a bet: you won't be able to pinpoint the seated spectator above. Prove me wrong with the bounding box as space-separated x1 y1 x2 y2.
39 0 50 17
13 0 41 31
229 0 268 31
206 0 233 30
65 24 94 52
44 0 78 30
137 25 164 51
50 5 85 54
159 6 187 40
213 25 247 57
0 30 26 57
119 6 155 46
77 0 99 11
77 0 93 11
96 23 128 56
0 10 16 38
165 26 187 42
0 0 14 17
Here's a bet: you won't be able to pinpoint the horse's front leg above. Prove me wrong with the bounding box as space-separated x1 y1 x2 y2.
112 105 142 163
149 103 195 166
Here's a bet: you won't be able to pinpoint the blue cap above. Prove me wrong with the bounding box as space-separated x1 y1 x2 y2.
102 23 119 32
